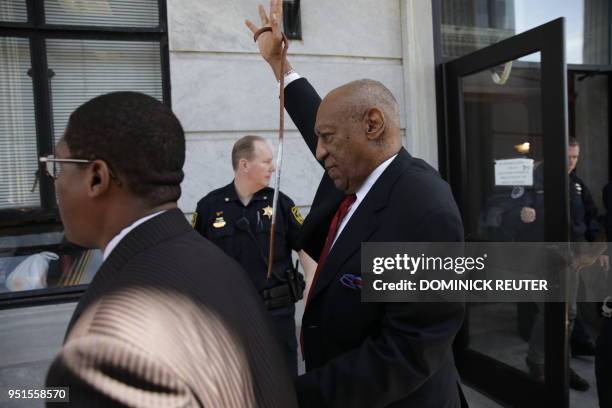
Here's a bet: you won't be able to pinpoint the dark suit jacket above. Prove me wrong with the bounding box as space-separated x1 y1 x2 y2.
46 209 298 408
285 78 465 408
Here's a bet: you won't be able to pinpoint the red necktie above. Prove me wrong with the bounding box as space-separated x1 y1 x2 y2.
300 194 357 356
305 193 357 307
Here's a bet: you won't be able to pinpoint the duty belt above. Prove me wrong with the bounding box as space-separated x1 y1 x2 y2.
260 283 294 310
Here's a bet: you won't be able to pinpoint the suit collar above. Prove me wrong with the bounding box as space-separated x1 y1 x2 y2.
307 148 412 302
99 208 191 276
66 208 192 338
354 153 398 204
102 210 166 260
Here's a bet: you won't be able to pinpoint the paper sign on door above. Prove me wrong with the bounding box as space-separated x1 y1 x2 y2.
494 158 534 186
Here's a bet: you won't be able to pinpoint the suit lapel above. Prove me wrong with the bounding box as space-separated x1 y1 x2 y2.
301 177 344 261
307 149 412 304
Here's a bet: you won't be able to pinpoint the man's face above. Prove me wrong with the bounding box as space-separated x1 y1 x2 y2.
314 92 371 194
568 145 580 174
245 140 275 190
54 140 96 247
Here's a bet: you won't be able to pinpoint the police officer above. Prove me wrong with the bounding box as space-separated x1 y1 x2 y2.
519 138 601 391
193 135 309 375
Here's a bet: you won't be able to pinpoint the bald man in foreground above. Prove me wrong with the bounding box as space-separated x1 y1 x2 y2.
246 2 466 407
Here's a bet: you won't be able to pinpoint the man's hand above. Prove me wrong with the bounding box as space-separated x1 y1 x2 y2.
599 254 610 271
245 0 292 80
520 207 536 223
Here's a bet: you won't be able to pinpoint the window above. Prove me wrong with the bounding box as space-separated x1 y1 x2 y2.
1 36 38 210
0 1 169 301
438 0 611 65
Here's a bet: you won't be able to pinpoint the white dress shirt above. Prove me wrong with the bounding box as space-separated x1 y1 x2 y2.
332 154 398 247
103 211 166 260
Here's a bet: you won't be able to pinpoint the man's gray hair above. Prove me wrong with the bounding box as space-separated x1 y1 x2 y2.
340 79 400 128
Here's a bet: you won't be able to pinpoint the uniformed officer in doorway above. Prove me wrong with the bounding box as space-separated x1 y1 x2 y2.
193 135 314 375
516 138 602 391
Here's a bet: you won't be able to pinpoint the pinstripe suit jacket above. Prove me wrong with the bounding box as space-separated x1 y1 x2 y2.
46 209 298 407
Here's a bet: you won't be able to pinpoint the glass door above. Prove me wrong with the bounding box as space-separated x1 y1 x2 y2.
444 18 571 407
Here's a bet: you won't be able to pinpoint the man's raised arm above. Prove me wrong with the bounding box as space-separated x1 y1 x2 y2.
245 0 321 159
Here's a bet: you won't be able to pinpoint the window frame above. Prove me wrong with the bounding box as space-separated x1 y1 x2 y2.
0 0 170 228
0 0 170 308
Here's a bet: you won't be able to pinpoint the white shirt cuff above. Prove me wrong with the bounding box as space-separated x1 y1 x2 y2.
283 71 301 88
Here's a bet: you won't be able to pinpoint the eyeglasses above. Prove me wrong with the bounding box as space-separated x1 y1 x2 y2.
39 155 92 179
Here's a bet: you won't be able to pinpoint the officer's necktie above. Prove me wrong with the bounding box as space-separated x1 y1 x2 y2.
301 194 357 356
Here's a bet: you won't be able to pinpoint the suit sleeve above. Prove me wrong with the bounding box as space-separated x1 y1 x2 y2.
46 335 196 407
296 208 465 408
284 78 323 163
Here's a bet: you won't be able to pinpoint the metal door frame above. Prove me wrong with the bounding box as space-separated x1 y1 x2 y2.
444 18 570 407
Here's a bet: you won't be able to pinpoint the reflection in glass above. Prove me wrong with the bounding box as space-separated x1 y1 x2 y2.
462 52 545 379
0 233 103 294
441 0 610 65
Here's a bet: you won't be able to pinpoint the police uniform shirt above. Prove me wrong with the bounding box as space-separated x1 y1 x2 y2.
193 182 303 292
569 172 598 242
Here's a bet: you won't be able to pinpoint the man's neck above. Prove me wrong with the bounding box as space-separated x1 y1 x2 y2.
348 149 400 194
233 177 261 206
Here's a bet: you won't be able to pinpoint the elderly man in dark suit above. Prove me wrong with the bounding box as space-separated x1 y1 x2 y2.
43 92 298 407
246 2 466 407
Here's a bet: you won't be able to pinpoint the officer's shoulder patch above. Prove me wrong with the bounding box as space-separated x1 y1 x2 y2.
191 212 198 228
291 206 304 225
511 186 525 199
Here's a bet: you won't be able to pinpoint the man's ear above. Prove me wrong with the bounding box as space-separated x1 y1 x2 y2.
86 160 112 198
239 158 250 173
363 107 385 141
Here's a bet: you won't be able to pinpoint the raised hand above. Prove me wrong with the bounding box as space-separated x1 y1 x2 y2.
245 0 291 80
